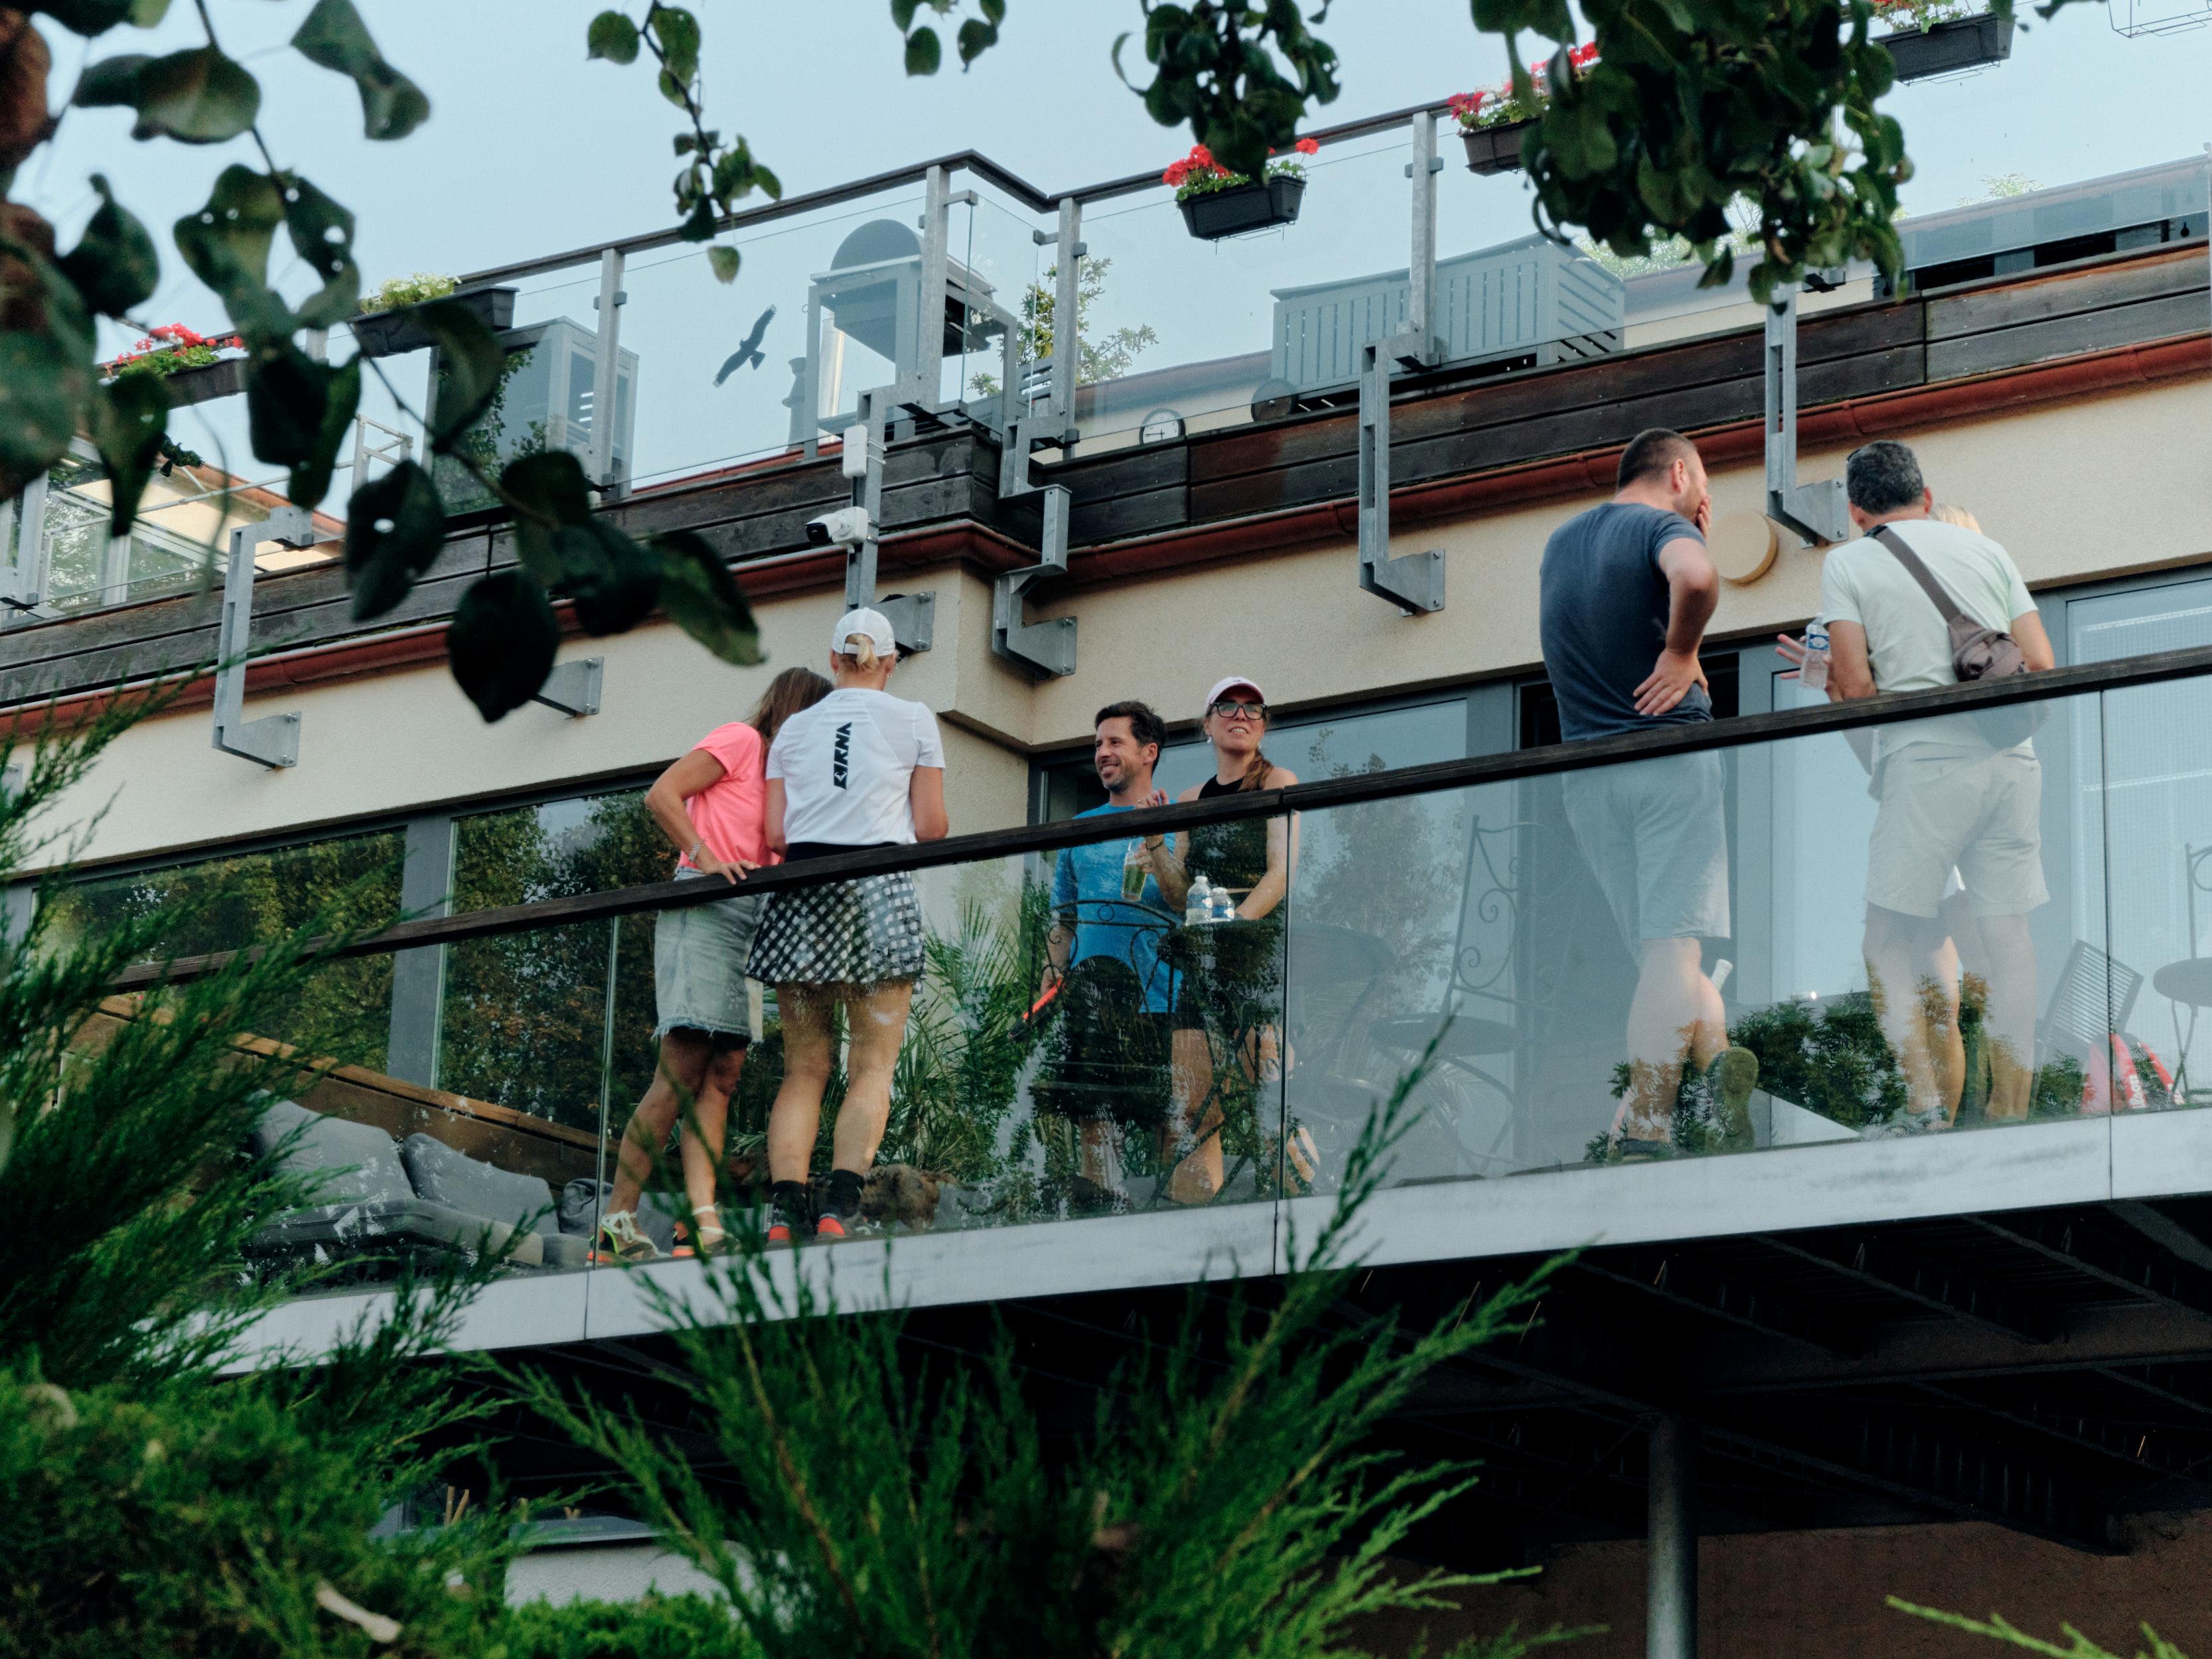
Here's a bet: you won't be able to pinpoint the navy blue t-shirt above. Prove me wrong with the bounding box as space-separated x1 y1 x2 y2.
1538 502 1711 741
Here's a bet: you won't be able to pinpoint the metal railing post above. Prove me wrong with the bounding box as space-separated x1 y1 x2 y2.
1405 111 1443 366
589 247 627 494
1647 1415 1699 1659
842 388 933 654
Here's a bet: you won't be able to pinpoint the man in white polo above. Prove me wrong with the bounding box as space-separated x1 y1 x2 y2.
1802 440 2053 1129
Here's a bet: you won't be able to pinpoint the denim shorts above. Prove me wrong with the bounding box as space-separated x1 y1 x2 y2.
1560 749 1731 947
652 869 763 1042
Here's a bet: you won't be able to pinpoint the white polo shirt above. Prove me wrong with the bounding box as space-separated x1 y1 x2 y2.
767 687 944 847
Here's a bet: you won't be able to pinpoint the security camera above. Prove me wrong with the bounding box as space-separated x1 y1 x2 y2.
805 506 872 548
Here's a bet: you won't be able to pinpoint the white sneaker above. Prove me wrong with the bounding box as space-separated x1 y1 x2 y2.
1861 1108 1951 1141
596 1208 659 1263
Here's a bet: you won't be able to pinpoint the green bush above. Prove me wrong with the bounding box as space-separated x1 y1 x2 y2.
499 1594 751 1659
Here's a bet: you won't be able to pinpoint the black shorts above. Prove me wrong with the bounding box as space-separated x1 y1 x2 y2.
1031 956 1169 1127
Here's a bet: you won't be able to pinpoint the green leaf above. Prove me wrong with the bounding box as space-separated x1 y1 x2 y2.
585 10 640 63
288 354 359 510
72 54 153 110
678 197 715 242
33 0 134 36
903 25 942 74
500 450 594 525
956 17 999 66
278 173 359 328
558 520 662 636
449 570 560 721
245 346 333 469
705 245 739 283
654 529 760 665
88 372 169 538
292 0 430 141
980 0 1005 22
56 174 158 319
127 47 260 145
889 0 922 29
343 459 445 621
173 165 293 343
419 299 506 449
127 0 169 22
648 6 700 83
0 322 91 501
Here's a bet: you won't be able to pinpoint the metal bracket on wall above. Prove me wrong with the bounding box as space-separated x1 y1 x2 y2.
1401 111 1445 372
992 486 1075 678
213 506 318 769
1763 285 1851 547
841 388 934 654
531 658 604 717
1357 333 1445 614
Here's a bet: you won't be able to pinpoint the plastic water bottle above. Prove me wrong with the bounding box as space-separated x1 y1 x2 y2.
1801 619 1830 692
1186 876 1213 926
1211 886 1236 924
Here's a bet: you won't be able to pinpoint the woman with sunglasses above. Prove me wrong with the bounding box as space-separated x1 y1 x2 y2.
1149 676 1299 1203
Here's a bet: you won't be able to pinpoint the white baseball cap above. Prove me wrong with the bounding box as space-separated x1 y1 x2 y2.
832 607 897 658
1202 675 1266 715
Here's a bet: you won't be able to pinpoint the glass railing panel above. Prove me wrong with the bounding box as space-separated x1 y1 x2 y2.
1071 127 1414 451
942 188 1046 436
1286 684 2110 1185
2091 670 2212 1112
611 187 930 497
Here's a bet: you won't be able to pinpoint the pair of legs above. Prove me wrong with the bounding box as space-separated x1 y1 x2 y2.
1866 903 2036 1122
1164 1021 1284 1204
1617 936 1729 1143
607 1026 748 1246
765 977 915 1192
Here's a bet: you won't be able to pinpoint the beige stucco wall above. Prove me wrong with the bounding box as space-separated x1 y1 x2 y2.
30 370 2212 869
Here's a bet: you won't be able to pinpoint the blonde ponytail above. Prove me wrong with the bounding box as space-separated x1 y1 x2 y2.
837 634 881 673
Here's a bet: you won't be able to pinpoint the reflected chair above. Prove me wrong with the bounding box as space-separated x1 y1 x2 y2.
2150 843 2212 1102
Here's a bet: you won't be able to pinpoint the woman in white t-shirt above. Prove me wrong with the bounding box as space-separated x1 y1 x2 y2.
747 608 948 1243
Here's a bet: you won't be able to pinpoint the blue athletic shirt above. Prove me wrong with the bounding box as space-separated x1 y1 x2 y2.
1051 802 1173 1014
1538 501 1711 741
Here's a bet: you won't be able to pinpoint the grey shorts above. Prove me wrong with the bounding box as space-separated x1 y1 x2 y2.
1868 746 2046 920
653 870 763 1042
1560 749 1731 948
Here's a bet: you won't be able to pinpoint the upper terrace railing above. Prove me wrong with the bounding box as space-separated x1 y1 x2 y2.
58 647 2212 1303
15 34 2209 622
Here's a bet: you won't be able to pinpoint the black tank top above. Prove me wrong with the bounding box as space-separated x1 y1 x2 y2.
1185 774 1273 903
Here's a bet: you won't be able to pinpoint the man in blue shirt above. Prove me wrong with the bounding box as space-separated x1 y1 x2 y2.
1539 427 1755 1159
1035 701 1176 1212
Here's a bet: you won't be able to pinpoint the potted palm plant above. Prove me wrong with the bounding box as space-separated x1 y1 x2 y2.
1872 0 2015 81
1169 139 1318 240
1450 44 1598 177
350 273 518 358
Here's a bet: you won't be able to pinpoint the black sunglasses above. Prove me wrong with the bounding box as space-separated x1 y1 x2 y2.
1207 698 1268 721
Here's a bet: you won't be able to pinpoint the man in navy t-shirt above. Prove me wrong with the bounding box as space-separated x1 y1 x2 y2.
1538 428 1755 1159
1036 701 1177 1211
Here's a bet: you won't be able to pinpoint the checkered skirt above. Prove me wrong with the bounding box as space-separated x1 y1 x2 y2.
746 870 926 987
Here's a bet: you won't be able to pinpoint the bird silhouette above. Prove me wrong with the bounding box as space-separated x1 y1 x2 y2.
713 305 776 385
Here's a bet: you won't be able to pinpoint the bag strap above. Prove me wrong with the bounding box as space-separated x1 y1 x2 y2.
1872 524 1968 626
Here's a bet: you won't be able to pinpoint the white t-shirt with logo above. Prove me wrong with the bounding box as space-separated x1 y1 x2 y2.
1819 518 2037 757
766 687 945 847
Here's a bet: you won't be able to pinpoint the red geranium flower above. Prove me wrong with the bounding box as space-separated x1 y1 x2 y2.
1294 136 1318 155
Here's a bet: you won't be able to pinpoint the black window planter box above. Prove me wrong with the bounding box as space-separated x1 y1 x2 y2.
1178 175 1306 241
1878 12 2014 81
348 284 518 358
1461 119 1533 177
111 354 246 407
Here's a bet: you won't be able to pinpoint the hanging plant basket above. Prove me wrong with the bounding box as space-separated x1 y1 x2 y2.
1179 176 1306 242
153 354 248 405
1877 12 2014 81
349 284 518 358
1461 119 1534 177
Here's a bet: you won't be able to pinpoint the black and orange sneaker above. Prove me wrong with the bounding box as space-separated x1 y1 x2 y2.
813 1213 848 1240
767 1181 812 1247
814 1169 866 1242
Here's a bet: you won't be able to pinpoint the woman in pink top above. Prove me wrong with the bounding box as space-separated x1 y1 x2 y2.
596 667 830 1262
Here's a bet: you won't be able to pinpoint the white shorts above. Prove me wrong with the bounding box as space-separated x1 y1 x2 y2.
1868 747 2047 920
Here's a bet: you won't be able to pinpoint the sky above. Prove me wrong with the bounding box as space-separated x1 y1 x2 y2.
24 1 2212 500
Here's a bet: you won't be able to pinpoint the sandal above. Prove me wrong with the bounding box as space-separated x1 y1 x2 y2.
690 1203 727 1255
